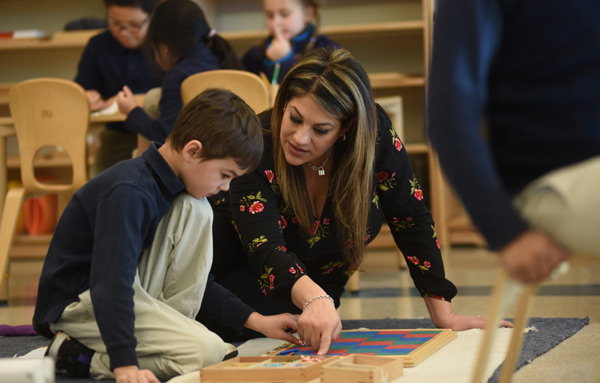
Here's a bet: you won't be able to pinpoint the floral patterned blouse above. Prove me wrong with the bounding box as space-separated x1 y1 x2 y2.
211 105 458 306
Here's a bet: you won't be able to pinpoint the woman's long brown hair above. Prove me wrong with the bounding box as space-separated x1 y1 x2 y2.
271 48 377 268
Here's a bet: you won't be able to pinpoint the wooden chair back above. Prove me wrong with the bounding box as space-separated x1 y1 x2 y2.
181 70 270 113
9 78 89 193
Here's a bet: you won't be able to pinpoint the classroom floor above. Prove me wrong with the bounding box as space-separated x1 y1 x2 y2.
1 246 599 382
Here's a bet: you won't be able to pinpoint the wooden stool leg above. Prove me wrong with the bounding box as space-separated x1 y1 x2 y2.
471 270 522 383
347 271 360 293
0 187 27 302
498 284 539 383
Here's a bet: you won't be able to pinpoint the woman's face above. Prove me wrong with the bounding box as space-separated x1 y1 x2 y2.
279 94 345 168
107 5 149 49
263 0 315 40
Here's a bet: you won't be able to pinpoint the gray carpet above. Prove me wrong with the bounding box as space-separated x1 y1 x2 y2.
0 317 589 383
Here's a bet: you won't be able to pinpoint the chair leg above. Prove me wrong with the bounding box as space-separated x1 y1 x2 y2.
498 284 539 383
0 187 27 302
347 271 360 293
471 270 523 383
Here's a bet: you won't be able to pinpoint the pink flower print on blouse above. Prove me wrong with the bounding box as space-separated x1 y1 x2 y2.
409 176 424 201
321 261 345 275
249 200 264 214
264 169 275 183
307 219 330 248
310 220 320 236
248 235 268 252
377 172 389 183
389 216 415 232
394 137 403 151
288 263 304 279
414 189 423 200
258 265 274 295
407 255 420 265
377 172 397 192
279 214 288 230
239 192 268 214
269 274 275 290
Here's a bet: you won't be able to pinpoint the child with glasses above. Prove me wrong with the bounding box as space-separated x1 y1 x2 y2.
75 0 162 177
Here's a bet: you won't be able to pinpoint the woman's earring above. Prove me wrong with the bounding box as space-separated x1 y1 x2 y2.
341 134 346 142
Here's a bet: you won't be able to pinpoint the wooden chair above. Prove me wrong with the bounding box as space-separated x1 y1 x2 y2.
0 78 89 301
181 70 270 112
471 262 570 383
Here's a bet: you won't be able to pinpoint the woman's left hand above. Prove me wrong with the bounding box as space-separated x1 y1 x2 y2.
423 296 513 330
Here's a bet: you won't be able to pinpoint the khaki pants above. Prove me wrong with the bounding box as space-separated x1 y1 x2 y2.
514 155 600 257
50 194 232 380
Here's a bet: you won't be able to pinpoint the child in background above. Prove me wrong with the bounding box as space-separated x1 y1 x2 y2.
75 0 161 177
117 0 242 145
241 0 340 84
76 0 162 177
33 89 300 382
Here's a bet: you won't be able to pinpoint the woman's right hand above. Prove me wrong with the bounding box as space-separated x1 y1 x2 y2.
297 296 342 355
291 276 342 355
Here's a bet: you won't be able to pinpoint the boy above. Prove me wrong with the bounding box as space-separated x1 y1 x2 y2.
33 89 300 382
76 0 162 176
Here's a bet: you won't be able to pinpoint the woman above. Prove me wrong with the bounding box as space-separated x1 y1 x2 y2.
205 48 511 354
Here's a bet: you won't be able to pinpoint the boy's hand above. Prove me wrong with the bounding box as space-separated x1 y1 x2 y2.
116 85 139 116
114 365 159 383
266 26 291 62
244 312 301 345
86 90 114 111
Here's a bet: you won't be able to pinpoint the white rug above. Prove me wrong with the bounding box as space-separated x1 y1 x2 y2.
168 328 514 383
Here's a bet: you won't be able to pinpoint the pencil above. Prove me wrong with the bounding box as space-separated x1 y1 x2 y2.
271 63 281 85
278 348 298 355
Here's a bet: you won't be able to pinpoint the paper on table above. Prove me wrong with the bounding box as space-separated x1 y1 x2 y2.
91 99 119 116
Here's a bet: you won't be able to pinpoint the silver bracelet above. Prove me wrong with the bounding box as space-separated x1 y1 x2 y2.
302 294 334 311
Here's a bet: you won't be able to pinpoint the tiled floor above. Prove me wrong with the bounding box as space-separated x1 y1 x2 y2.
1 246 599 382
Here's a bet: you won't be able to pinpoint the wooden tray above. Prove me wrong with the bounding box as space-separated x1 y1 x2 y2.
200 356 338 382
321 355 403 383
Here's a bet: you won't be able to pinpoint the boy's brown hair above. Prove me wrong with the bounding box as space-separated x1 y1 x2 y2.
168 88 264 171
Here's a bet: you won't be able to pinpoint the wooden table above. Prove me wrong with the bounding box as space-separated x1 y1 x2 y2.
0 112 126 215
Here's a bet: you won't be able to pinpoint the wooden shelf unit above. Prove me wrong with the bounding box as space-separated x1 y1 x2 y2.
0 0 468 249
